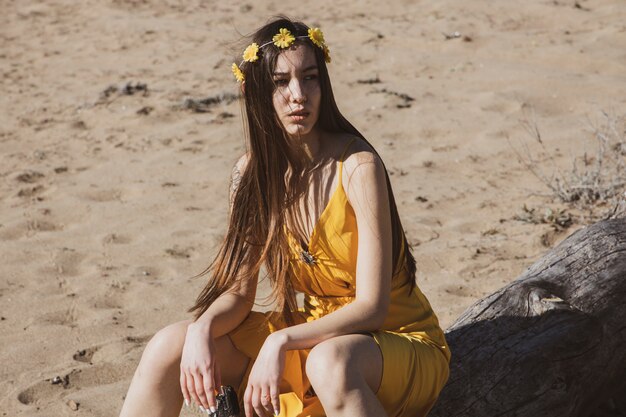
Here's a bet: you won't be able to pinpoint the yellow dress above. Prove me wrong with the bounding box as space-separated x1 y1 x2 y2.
229 138 451 417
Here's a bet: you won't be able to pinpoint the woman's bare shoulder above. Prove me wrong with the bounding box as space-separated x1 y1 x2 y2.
337 136 385 200
341 136 383 174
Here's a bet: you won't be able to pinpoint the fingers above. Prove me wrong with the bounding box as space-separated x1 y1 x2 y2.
194 369 208 410
185 371 202 410
202 367 217 413
270 385 281 416
179 371 191 408
261 387 276 417
252 386 269 417
245 384 276 417
182 368 218 414
243 385 253 417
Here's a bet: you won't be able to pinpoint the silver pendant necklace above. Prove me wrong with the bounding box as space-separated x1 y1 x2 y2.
300 248 316 265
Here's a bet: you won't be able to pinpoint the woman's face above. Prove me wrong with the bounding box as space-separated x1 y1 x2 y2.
271 43 321 139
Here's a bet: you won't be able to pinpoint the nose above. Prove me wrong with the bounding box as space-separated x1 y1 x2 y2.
289 79 307 103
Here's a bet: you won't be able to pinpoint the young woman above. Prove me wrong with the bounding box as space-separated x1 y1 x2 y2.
119 17 450 417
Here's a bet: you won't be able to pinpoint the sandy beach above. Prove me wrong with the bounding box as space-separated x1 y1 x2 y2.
1 0 625 415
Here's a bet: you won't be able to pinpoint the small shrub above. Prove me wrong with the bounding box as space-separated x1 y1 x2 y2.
512 108 626 222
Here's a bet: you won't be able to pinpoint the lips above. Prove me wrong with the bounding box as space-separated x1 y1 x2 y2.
288 109 309 117
288 109 309 123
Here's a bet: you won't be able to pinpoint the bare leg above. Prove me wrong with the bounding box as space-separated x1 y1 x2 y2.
305 334 386 417
119 319 250 417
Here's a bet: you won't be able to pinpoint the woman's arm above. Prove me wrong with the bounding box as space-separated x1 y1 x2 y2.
272 148 393 351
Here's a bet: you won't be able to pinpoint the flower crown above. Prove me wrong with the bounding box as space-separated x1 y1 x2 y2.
231 27 331 83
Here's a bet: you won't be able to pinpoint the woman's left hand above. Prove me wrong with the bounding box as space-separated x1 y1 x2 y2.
243 332 286 417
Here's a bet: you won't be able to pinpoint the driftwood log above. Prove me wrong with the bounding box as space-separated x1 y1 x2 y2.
430 218 626 417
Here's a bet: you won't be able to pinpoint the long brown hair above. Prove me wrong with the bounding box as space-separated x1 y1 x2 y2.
188 16 416 325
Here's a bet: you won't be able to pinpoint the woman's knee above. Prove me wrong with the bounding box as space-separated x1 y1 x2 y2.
138 319 192 378
305 335 383 397
305 338 351 389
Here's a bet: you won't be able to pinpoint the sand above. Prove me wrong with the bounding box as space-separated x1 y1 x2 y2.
1 0 625 415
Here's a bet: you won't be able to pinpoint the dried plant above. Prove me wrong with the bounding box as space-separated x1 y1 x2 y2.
512 108 626 222
514 204 573 230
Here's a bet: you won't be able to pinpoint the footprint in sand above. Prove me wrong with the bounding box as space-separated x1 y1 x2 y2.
45 247 86 277
18 333 153 405
13 170 47 198
0 216 63 240
36 305 80 327
26 218 61 233
91 292 123 310
17 363 129 406
70 337 144 366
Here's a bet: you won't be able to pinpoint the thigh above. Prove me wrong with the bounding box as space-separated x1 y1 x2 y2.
371 332 450 416
306 333 383 394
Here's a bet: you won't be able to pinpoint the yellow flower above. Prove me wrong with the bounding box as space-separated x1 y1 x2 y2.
322 44 331 63
273 28 295 48
231 63 244 82
308 28 325 48
242 43 259 62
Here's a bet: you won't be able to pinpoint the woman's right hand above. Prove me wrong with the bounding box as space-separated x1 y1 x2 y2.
180 321 221 413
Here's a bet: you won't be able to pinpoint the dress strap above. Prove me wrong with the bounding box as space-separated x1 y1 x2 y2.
338 137 357 185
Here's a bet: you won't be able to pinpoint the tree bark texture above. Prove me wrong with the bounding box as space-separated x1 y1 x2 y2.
430 218 626 417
